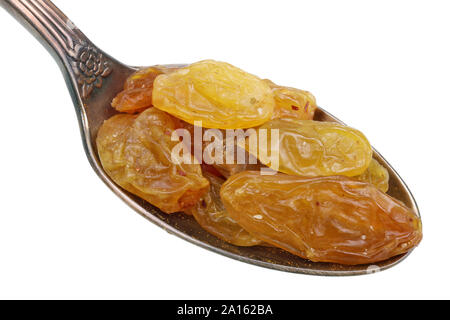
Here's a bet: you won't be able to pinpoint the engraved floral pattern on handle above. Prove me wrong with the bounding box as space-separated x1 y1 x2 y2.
71 45 113 99
1 0 114 100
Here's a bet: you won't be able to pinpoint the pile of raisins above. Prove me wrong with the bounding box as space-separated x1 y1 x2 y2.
97 60 422 265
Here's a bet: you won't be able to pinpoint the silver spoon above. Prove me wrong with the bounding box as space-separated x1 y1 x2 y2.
1 0 420 276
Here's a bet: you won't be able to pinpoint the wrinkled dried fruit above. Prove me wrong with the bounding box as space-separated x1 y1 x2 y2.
244 119 372 177
124 65 177 90
356 158 389 192
180 121 263 178
264 79 317 120
186 171 262 246
214 162 263 179
111 66 177 114
209 134 264 178
220 171 422 265
95 113 137 174
97 108 209 213
152 60 275 129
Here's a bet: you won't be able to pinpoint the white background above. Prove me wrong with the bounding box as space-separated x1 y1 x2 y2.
0 0 448 299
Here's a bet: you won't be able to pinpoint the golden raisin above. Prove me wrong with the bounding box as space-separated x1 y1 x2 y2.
180 121 263 178
243 119 372 177
111 66 177 114
97 108 209 213
152 60 275 129
186 171 262 246
356 158 389 192
263 79 317 120
220 171 422 265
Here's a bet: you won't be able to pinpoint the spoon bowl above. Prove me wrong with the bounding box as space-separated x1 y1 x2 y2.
1 0 420 276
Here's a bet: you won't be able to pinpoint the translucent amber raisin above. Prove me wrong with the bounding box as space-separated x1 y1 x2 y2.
97 108 209 213
95 114 137 177
214 162 263 179
244 119 372 177
186 171 262 246
111 66 177 114
263 79 317 120
356 158 389 192
152 60 275 129
181 122 263 178
220 171 422 265
211 135 263 178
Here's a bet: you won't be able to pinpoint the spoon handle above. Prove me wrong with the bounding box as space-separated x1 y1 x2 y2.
0 0 115 100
